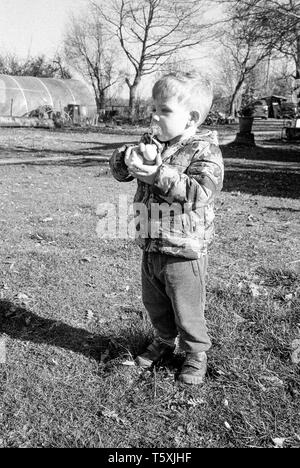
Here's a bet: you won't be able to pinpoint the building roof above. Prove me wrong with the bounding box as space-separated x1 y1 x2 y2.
261 95 288 101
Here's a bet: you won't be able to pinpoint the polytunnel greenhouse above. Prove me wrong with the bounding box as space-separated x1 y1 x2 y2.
0 75 97 118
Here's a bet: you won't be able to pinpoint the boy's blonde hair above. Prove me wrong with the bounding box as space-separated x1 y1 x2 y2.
152 72 213 123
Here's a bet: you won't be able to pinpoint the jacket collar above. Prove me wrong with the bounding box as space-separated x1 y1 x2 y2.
162 127 197 148
161 128 213 161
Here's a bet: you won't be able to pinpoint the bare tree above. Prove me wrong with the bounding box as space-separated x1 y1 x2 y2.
221 0 300 102
52 54 72 79
92 0 216 120
64 9 121 111
0 53 71 78
220 14 275 115
0 54 22 75
266 59 295 97
214 49 244 114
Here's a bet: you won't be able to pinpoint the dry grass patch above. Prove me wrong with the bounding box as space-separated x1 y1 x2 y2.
0 128 299 448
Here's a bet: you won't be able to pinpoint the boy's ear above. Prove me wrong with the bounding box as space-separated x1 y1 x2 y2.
189 110 201 125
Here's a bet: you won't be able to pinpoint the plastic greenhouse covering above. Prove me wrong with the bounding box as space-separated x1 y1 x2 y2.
0 75 97 118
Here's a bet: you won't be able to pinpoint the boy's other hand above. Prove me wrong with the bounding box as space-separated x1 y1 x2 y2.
125 146 162 185
124 145 143 169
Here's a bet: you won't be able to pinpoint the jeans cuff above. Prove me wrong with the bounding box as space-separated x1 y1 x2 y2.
157 335 177 347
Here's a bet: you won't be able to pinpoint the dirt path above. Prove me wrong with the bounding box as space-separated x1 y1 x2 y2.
0 123 298 166
0 155 109 165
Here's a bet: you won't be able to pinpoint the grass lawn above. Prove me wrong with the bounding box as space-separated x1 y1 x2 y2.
0 126 299 448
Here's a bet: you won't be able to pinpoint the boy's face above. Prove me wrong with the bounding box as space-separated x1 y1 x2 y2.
152 96 193 142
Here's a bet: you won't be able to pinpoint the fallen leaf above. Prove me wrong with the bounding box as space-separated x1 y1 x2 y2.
31 233 44 241
174 436 182 446
272 437 285 448
291 338 300 350
48 322 60 331
121 360 135 366
260 375 284 387
187 398 205 407
96 208 108 219
100 348 110 363
258 383 267 392
97 317 107 325
291 339 300 364
85 309 94 322
248 283 261 298
80 257 92 263
101 408 127 425
237 281 245 291
284 293 293 302
6 305 17 317
16 293 31 304
233 312 247 323
246 214 256 226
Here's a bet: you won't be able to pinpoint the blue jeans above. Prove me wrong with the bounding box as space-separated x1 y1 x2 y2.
141 252 211 353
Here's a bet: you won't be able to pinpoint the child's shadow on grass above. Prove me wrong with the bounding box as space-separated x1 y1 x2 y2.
0 299 218 378
0 299 111 361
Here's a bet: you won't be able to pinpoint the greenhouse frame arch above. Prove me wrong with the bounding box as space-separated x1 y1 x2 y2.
0 75 97 119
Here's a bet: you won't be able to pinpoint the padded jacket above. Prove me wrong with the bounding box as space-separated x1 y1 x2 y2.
109 130 224 259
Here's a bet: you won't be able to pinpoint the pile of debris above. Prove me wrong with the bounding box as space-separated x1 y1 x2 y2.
24 105 72 128
0 104 91 129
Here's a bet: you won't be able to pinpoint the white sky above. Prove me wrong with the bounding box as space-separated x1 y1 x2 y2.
0 0 223 97
0 0 87 58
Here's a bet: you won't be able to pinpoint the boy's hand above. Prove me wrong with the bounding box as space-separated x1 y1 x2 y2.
125 146 162 185
124 145 143 168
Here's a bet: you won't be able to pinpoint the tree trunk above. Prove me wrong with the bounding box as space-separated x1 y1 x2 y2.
229 79 244 116
96 89 106 110
100 89 106 109
95 98 100 113
126 76 141 122
229 97 237 117
293 34 300 105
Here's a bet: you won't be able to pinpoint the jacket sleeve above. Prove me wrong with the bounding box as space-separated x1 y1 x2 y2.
109 145 134 183
109 132 162 183
151 142 224 205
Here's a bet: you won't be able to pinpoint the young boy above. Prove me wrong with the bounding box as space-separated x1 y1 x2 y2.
110 72 224 385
